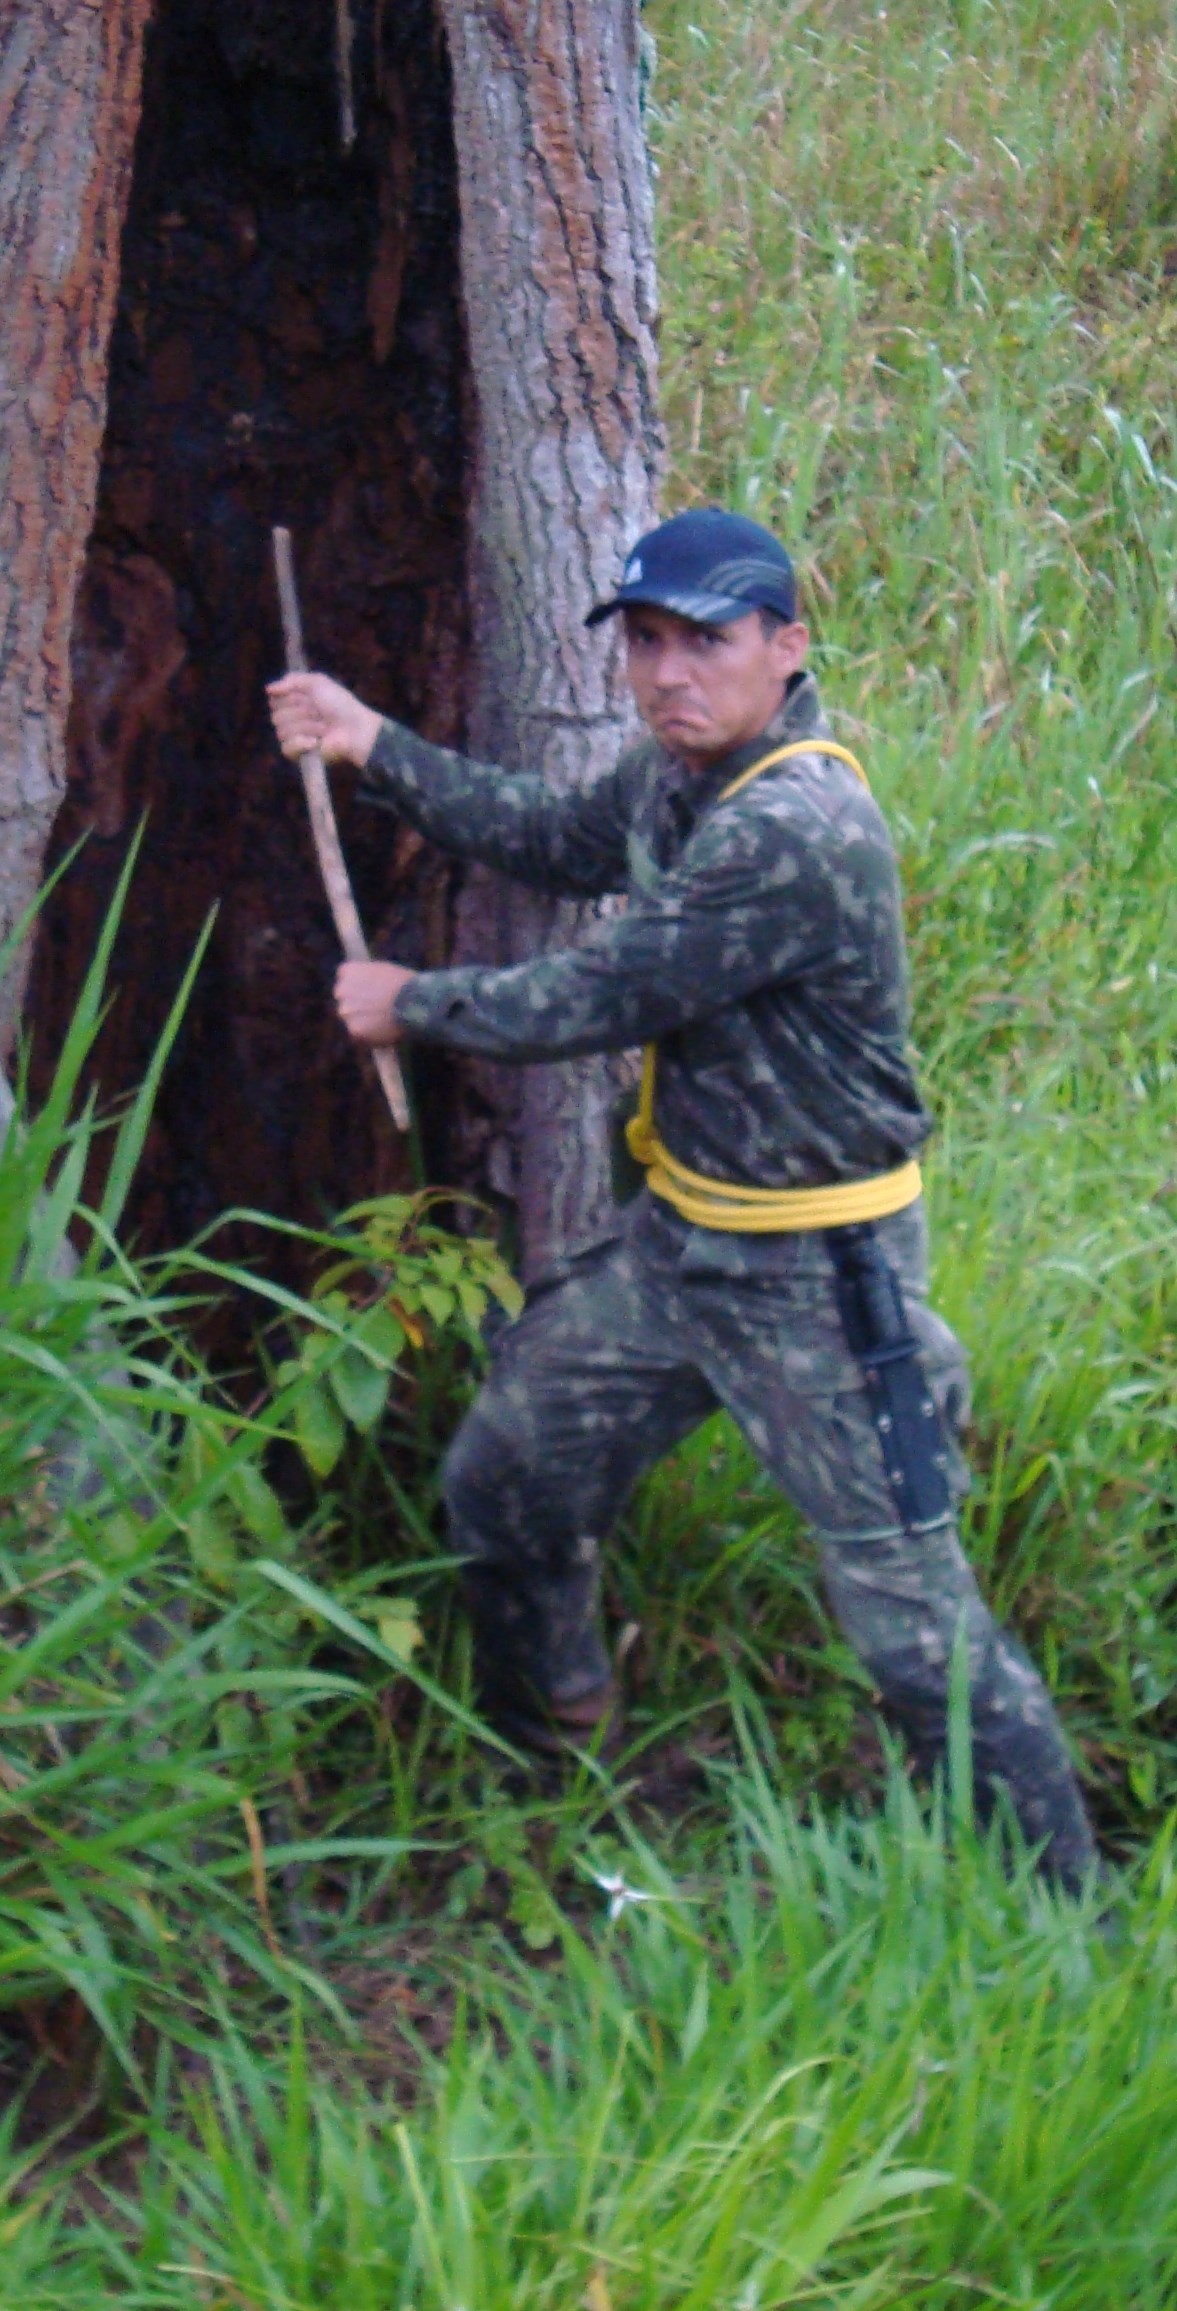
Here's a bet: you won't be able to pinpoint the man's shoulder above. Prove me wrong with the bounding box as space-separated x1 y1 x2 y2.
756 743 882 819
723 744 886 837
722 679 878 824
698 746 899 907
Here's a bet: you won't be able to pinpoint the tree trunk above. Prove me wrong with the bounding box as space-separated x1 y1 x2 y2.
437 0 662 1278
0 0 154 1051
14 0 660 1301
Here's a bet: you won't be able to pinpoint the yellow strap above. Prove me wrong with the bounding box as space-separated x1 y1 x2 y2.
717 737 872 802
628 738 923 1231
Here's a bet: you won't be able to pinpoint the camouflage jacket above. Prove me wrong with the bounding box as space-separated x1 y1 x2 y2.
360 672 930 1189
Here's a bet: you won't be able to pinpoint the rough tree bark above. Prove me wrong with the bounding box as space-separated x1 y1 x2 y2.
436 0 662 1277
12 0 661 1292
0 0 154 1052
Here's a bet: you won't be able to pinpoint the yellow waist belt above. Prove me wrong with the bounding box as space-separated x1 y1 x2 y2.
624 738 923 1234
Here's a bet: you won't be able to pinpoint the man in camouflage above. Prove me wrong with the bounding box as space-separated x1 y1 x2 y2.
268 508 1097 1888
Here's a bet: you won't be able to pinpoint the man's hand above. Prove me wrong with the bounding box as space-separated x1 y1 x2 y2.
267 672 382 770
334 960 417 1048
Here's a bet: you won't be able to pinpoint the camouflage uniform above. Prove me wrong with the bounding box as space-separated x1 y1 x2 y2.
361 674 1096 1885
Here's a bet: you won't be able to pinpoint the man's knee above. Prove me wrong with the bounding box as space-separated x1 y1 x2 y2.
820 1522 1068 1767
443 1388 584 1575
820 1521 997 1711
442 1401 522 1559
443 1402 612 1716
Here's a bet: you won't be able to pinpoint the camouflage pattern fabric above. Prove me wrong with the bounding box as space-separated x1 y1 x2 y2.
362 671 930 1189
445 1195 1097 1889
360 676 1097 1885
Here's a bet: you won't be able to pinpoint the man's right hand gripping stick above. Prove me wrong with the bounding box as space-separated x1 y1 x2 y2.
271 527 410 1133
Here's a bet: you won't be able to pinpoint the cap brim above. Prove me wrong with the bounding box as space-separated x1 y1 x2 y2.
585 585 751 629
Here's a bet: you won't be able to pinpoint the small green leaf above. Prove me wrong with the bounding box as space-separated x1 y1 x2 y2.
228 1461 289 1547
418 1283 454 1326
488 1271 524 1317
457 1279 488 1327
479 1808 528 1870
445 1860 487 1919
507 1876 559 1950
298 1328 336 1374
95 1510 151 1568
187 1505 239 1589
329 1346 391 1433
376 1603 423 1661
181 1418 214 1484
356 1303 405 1362
293 1374 346 1477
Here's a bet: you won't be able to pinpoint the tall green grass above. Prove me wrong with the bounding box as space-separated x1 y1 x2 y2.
0 855 516 2094
14 1748 1177 2309
638 0 1177 1832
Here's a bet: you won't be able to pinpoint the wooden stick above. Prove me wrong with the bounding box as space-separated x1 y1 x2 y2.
271 527 410 1133
333 0 356 152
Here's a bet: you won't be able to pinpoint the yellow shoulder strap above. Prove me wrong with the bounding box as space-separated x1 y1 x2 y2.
718 737 870 804
631 738 872 1157
627 732 923 1227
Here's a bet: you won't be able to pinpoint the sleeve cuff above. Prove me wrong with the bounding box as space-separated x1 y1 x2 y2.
392 968 479 1041
357 719 413 809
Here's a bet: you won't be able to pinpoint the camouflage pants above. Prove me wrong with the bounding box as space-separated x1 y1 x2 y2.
444 1196 1096 1886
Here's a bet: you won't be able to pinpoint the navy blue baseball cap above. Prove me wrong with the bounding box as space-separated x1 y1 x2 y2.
586 507 797 628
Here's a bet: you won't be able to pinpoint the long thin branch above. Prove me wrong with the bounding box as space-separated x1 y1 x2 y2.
334 0 356 152
271 528 409 1133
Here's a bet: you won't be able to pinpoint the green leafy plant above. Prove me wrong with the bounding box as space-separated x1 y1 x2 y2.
0 861 520 2092
269 1192 521 1483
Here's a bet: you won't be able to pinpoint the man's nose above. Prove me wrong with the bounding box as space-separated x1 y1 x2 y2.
651 646 691 690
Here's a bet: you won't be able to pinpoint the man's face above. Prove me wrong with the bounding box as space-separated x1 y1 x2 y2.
623 604 809 768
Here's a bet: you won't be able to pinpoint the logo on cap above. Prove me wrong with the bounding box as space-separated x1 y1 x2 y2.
624 555 643 582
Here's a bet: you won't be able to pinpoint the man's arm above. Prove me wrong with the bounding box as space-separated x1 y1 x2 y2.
267 671 631 898
391 797 839 1061
360 720 631 896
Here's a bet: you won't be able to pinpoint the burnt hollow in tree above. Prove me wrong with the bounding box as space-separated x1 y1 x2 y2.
27 0 469 1282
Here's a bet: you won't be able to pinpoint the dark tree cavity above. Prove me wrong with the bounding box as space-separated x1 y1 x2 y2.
27 0 468 1255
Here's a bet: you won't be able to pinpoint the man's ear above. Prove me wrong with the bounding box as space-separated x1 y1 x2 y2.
770 620 810 680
